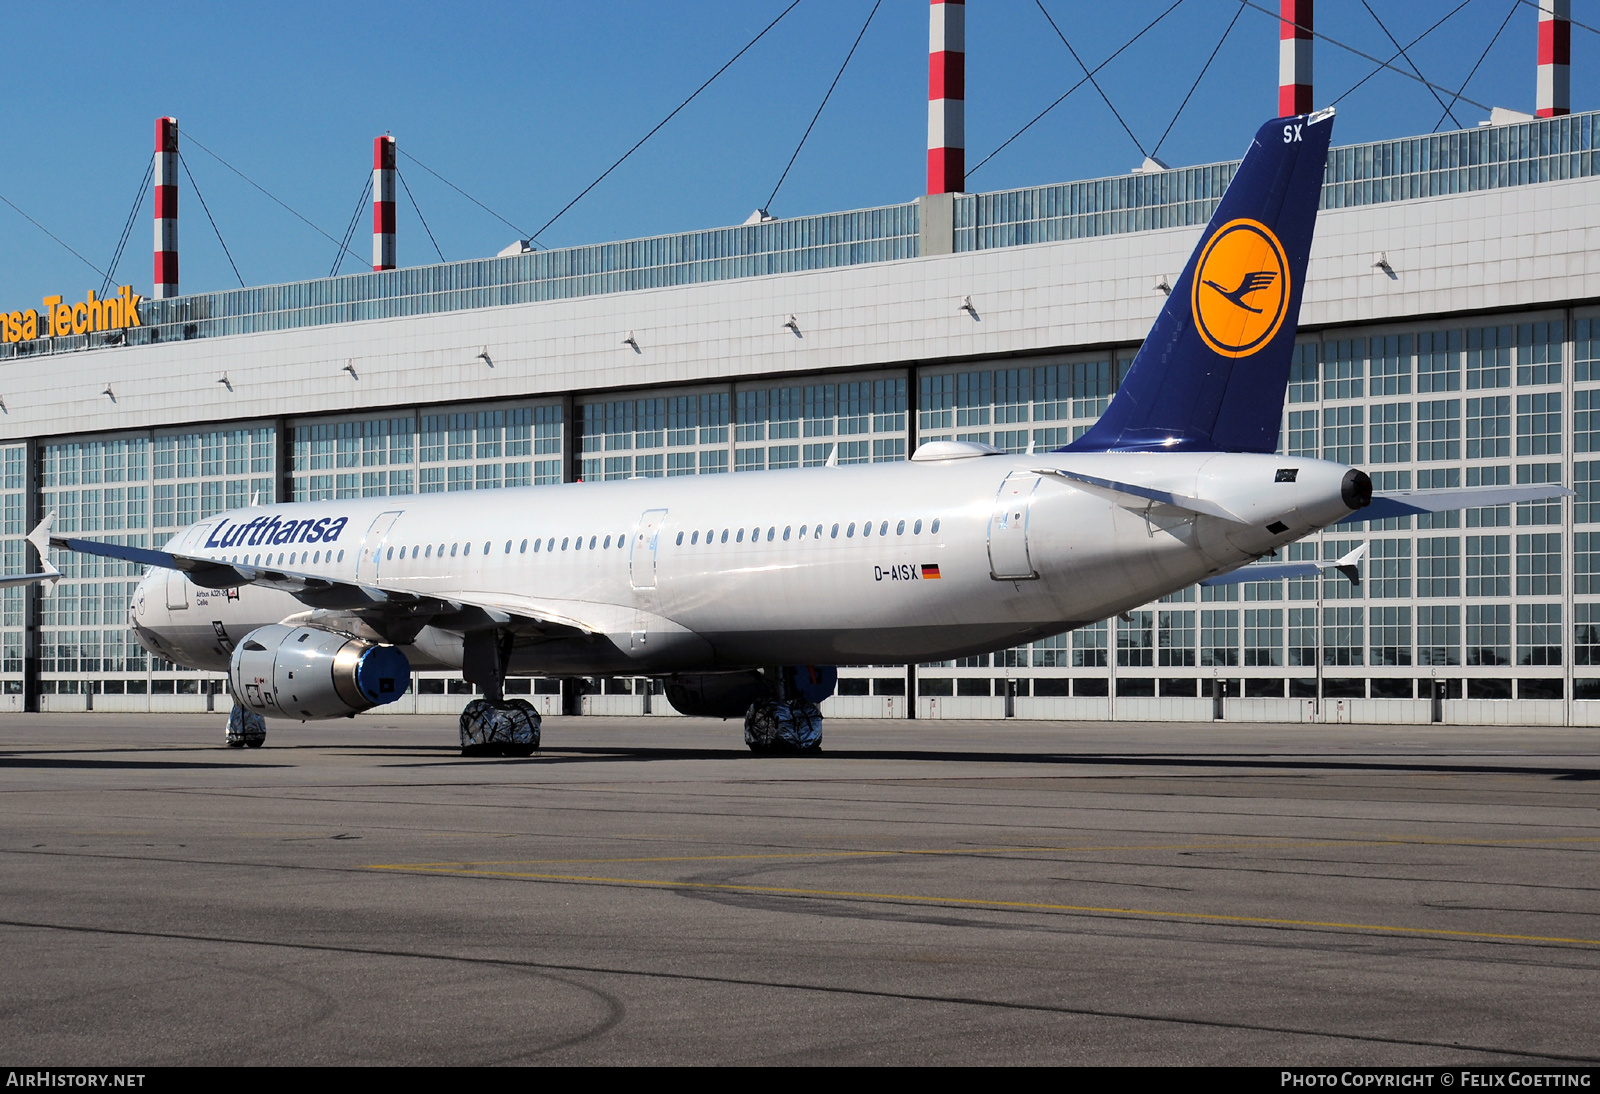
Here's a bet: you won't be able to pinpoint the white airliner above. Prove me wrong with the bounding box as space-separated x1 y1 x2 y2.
38 110 1569 754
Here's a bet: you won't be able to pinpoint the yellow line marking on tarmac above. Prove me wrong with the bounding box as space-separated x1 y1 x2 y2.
367 833 1600 870
361 863 1600 947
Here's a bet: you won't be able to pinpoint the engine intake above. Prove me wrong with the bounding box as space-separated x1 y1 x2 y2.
230 623 411 721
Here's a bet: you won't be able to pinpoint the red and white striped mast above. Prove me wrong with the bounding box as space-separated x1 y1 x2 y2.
1537 0 1571 118
153 117 179 299
1278 0 1313 116
927 0 965 194
373 135 396 271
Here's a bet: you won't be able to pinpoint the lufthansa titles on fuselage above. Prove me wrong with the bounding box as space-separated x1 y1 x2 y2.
204 514 350 551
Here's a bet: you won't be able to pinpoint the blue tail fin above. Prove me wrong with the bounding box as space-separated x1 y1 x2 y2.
1066 110 1334 454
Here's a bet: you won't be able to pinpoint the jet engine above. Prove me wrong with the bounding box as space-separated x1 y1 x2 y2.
663 672 770 719
663 666 837 719
229 623 411 721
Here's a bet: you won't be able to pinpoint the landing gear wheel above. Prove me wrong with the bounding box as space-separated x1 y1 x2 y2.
225 705 267 749
743 698 823 753
459 697 541 757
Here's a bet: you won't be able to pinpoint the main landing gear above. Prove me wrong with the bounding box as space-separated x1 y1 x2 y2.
460 698 541 757
226 704 267 748
743 697 823 753
458 629 541 757
742 665 835 754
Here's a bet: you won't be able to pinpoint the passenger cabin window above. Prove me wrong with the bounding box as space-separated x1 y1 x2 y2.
784 526 792 541
766 527 775 542
520 540 528 553
720 530 728 543
561 538 569 550
737 529 745 543
831 524 839 538
588 536 596 550
896 520 905 535
914 519 922 534
846 523 855 537
464 543 472 556
337 550 345 562
691 531 699 545
675 532 683 545
863 522 873 538
931 519 940 533
484 542 491 554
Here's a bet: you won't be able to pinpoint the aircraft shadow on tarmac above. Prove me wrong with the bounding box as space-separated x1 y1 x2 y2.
0 754 289 770
374 743 1600 781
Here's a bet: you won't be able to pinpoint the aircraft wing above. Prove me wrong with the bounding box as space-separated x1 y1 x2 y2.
49 531 603 644
1333 484 1574 524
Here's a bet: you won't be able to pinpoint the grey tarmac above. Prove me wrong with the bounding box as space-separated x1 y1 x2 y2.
0 713 1596 1066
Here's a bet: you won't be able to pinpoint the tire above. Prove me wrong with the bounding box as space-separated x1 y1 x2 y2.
244 739 264 749
504 744 536 758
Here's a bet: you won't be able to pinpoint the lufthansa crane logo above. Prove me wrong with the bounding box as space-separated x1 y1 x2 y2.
1190 218 1290 358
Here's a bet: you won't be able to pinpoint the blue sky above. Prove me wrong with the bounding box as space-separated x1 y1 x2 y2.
0 0 1586 307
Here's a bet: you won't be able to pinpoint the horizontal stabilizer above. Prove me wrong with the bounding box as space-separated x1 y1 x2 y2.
1334 485 1574 524
1034 468 1246 523
1201 542 1368 588
0 515 64 595
1199 562 1321 587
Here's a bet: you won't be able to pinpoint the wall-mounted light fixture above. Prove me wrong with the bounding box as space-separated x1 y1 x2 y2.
102 384 116 402
622 331 640 351
218 374 233 392
1155 277 1172 296
342 361 359 380
1372 252 1396 279
476 347 493 367
960 295 978 317
783 314 801 336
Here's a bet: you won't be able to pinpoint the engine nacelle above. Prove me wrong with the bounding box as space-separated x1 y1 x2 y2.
663 666 837 719
663 672 770 719
229 623 411 721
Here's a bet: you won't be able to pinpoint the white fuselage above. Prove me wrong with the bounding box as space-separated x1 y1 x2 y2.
129 450 1360 676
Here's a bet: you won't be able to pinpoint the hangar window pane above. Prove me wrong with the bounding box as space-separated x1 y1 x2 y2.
1466 326 1513 389
1517 603 1562 665
1417 605 1460 665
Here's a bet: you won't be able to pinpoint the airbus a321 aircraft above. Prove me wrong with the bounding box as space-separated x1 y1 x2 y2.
37 109 1569 754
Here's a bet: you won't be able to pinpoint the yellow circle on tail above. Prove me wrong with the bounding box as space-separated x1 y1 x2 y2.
1190 218 1290 359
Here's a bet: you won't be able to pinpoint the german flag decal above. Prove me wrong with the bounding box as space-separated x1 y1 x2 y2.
921 564 941 580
